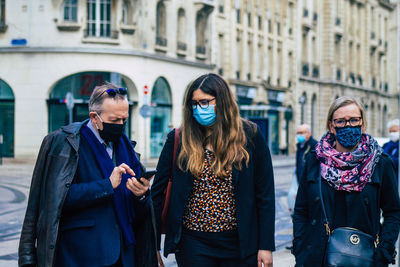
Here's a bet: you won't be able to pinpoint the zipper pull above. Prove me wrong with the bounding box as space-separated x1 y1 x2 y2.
325 222 331 236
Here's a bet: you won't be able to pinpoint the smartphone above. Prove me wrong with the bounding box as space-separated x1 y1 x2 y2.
137 170 157 181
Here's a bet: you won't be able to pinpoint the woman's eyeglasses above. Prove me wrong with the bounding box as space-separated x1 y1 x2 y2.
191 98 215 110
332 117 362 128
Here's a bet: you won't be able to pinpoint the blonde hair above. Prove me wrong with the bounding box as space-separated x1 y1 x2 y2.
325 96 367 130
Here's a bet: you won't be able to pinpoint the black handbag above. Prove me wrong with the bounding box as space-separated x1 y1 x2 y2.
319 177 379 267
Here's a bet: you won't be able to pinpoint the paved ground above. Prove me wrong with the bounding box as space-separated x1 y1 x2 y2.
0 155 297 266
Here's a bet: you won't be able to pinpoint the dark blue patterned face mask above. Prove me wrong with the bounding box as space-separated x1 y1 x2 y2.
334 126 362 148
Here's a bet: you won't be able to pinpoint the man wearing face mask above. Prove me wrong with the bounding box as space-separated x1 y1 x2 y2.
295 124 317 183
18 83 157 267
383 119 399 179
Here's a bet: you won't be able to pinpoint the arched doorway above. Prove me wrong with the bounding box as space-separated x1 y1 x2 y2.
48 71 138 138
0 79 14 157
150 77 172 158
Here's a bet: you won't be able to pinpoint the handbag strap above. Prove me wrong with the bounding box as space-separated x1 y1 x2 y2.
318 176 331 236
170 128 180 181
318 177 380 246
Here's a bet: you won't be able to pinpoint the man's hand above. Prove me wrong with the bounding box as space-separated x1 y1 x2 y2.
257 250 273 267
126 177 150 197
157 251 165 267
109 163 135 189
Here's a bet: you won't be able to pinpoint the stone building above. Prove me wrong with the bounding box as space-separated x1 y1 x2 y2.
0 0 398 159
0 0 214 159
214 0 398 154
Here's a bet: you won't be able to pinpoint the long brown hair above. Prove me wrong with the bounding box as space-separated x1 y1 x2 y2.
178 73 252 177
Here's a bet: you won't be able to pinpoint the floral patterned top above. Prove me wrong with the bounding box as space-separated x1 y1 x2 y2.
182 149 237 232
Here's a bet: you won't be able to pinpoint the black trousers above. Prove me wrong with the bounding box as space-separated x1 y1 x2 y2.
175 229 257 267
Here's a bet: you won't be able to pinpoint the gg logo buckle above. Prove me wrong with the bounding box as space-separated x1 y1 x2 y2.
350 234 360 245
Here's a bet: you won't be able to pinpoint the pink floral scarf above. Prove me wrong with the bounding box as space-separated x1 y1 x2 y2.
315 132 383 192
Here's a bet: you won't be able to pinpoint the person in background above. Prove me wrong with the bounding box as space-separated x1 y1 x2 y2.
293 96 400 266
383 119 399 177
18 83 157 267
295 124 317 183
152 73 275 267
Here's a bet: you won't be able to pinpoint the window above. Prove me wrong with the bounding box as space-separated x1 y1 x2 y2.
86 0 112 38
64 0 78 22
218 0 224 13
0 0 6 25
177 9 186 51
156 1 167 46
236 0 240 23
122 1 128 25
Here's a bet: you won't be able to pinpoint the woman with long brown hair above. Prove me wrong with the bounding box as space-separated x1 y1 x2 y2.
151 73 275 267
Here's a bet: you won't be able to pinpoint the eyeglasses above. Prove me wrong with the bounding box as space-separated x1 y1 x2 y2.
191 98 215 110
332 117 362 128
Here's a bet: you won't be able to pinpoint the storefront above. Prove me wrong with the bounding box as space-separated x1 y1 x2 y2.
0 79 14 157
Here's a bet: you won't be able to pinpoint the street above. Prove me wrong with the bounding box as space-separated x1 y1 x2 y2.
0 155 296 267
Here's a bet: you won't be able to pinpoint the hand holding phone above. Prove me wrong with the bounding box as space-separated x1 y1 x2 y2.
136 170 157 182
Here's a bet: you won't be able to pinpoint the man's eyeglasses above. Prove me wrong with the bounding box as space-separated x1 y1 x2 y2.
332 117 362 128
191 98 215 110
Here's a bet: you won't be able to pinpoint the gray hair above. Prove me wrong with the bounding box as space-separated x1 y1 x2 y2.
298 124 311 133
387 119 400 130
89 82 127 114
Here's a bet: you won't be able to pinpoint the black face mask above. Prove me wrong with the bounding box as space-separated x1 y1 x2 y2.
99 122 126 143
96 114 126 143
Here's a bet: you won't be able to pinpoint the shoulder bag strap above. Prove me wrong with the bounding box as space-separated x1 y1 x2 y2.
170 128 180 180
319 176 331 236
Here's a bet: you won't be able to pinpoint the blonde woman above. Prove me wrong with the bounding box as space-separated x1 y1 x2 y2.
152 74 275 267
293 97 400 267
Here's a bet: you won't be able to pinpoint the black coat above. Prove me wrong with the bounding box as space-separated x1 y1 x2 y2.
296 136 317 182
18 121 158 267
293 150 400 267
151 123 276 259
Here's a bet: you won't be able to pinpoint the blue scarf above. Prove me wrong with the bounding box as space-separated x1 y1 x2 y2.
80 125 141 246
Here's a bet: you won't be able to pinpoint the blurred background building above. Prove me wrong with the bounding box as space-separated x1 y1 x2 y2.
0 0 398 160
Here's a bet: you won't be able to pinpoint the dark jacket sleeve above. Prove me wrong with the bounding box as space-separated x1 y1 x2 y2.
18 134 54 267
62 178 115 211
151 130 176 250
376 156 400 265
252 127 276 251
292 154 311 257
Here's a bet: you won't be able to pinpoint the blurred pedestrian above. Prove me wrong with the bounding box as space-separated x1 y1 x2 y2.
383 119 399 177
295 124 317 183
293 96 400 267
152 73 275 267
18 83 157 267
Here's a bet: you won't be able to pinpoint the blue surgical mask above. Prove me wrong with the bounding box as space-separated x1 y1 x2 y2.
296 134 306 144
334 126 362 148
193 105 216 126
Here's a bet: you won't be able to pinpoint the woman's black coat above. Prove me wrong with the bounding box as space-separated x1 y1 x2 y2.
151 124 276 259
293 150 400 267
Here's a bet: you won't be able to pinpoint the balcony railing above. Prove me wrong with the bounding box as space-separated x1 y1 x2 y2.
156 36 168 47
177 42 187 51
196 45 206 55
84 29 119 39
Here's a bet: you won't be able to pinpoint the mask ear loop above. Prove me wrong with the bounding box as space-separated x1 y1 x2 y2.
95 113 103 130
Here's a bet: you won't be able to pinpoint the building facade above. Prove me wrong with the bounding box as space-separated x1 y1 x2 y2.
214 0 399 154
0 0 398 159
0 0 214 159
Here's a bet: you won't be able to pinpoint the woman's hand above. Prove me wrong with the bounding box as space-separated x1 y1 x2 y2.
157 251 165 267
257 250 273 267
